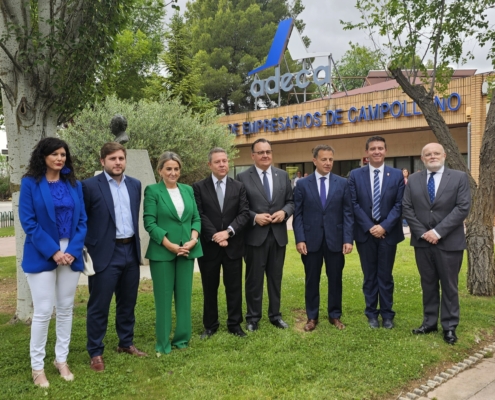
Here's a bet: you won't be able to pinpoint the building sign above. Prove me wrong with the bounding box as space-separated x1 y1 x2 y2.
248 18 331 100
228 93 461 135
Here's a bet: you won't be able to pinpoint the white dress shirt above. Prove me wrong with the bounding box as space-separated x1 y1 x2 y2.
104 171 134 239
255 165 273 199
369 163 385 197
314 170 330 197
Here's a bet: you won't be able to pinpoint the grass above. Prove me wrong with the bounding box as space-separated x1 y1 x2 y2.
0 225 14 237
0 234 494 399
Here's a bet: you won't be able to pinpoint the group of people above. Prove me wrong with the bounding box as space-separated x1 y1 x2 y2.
19 134 471 389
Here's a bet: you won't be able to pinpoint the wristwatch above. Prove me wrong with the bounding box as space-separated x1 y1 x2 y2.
227 227 234 238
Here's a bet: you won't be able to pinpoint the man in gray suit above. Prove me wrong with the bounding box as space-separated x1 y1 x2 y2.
237 138 294 331
403 143 471 345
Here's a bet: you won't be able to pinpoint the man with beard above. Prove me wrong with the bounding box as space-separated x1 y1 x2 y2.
403 143 471 344
83 142 147 372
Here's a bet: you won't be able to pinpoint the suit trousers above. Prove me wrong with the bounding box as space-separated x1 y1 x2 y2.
198 250 243 330
86 241 140 357
414 246 463 331
302 245 344 320
356 237 397 319
150 257 194 354
244 229 286 322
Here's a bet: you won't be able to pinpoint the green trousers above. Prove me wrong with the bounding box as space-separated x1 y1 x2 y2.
150 257 194 354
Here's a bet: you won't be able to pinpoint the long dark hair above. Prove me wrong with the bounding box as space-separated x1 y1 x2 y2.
23 137 77 186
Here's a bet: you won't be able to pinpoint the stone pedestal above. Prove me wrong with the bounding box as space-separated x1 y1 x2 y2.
125 149 156 265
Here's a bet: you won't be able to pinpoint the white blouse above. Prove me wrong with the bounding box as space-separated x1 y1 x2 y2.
167 187 184 219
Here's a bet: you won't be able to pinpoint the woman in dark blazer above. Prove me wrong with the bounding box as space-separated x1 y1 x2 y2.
144 151 202 355
19 137 87 387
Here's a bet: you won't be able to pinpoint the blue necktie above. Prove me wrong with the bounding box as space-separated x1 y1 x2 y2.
320 177 326 208
372 169 381 221
262 171 271 202
428 172 436 203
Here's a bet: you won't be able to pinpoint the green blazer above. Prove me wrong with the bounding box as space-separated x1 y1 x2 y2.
144 181 203 261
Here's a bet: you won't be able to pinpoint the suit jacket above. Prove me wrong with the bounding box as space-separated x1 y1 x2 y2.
19 176 87 273
236 165 294 247
348 165 405 245
402 168 471 250
82 173 142 272
144 181 203 261
293 173 353 253
192 176 250 261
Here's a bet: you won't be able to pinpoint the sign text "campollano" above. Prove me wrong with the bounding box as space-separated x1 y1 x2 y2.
228 93 461 135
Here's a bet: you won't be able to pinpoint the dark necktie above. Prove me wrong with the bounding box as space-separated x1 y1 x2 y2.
262 171 271 202
372 169 381 221
320 177 327 208
216 180 224 211
428 172 436 203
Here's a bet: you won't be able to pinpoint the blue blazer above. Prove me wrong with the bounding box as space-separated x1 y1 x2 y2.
19 176 87 273
293 173 353 253
348 165 405 245
82 173 142 272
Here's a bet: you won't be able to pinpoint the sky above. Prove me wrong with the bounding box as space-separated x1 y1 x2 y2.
167 0 494 73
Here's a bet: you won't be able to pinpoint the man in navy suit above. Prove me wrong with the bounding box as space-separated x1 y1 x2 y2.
348 136 405 329
293 144 354 332
83 142 147 372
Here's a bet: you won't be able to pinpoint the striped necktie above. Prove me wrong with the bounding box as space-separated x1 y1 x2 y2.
372 169 381 221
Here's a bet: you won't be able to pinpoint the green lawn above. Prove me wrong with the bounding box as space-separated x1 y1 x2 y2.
0 225 14 237
0 234 494 399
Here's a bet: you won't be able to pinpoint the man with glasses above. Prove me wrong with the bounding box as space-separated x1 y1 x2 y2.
237 138 294 331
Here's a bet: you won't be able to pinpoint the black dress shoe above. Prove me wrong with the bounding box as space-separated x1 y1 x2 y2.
443 330 457 345
200 329 217 340
412 325 438 335
246 321 258 332
382 318 394 329
228 326 247 338
270 318 289 329
368 318 379 329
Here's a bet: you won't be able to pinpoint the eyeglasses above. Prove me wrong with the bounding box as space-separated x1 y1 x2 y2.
253 150 273 156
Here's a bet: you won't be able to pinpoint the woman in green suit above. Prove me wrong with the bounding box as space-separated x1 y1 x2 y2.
144 152 203 354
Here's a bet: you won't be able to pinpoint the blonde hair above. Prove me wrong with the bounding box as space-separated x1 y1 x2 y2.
156 151 182 172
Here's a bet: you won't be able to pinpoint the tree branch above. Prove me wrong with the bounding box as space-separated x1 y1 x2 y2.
429 0 446 95
0 42 24 72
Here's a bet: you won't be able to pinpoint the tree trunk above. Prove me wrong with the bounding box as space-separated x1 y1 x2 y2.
1 76 58 323
466 94 495 295
389 68 495 296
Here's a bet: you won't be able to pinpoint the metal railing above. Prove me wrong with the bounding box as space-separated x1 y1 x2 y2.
0 211 14 228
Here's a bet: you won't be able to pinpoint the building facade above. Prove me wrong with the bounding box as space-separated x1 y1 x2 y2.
220 72 492 182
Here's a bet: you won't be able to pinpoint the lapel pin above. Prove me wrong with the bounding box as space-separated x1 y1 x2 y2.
387 173 390 176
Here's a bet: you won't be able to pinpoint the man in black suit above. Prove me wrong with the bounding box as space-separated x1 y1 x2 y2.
237 138 294 331
83 142 147 372
193 148 250 338
403 143 471 344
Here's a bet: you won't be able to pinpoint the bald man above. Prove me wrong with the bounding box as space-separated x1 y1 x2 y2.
403 143 471 345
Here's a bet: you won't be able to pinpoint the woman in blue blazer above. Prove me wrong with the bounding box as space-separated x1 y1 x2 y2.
19 137 87 388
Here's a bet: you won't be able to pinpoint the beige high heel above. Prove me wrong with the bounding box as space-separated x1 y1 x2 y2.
53 360 74 381
32 369 50 388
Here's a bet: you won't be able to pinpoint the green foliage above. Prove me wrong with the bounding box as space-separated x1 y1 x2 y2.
3 0 138 122
341 0 494 95
1 239 495 398
0 156 10 200
145 12 217 115
185 0 307 114
102 0 166 102
334 42 386 91
60 95 236 184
